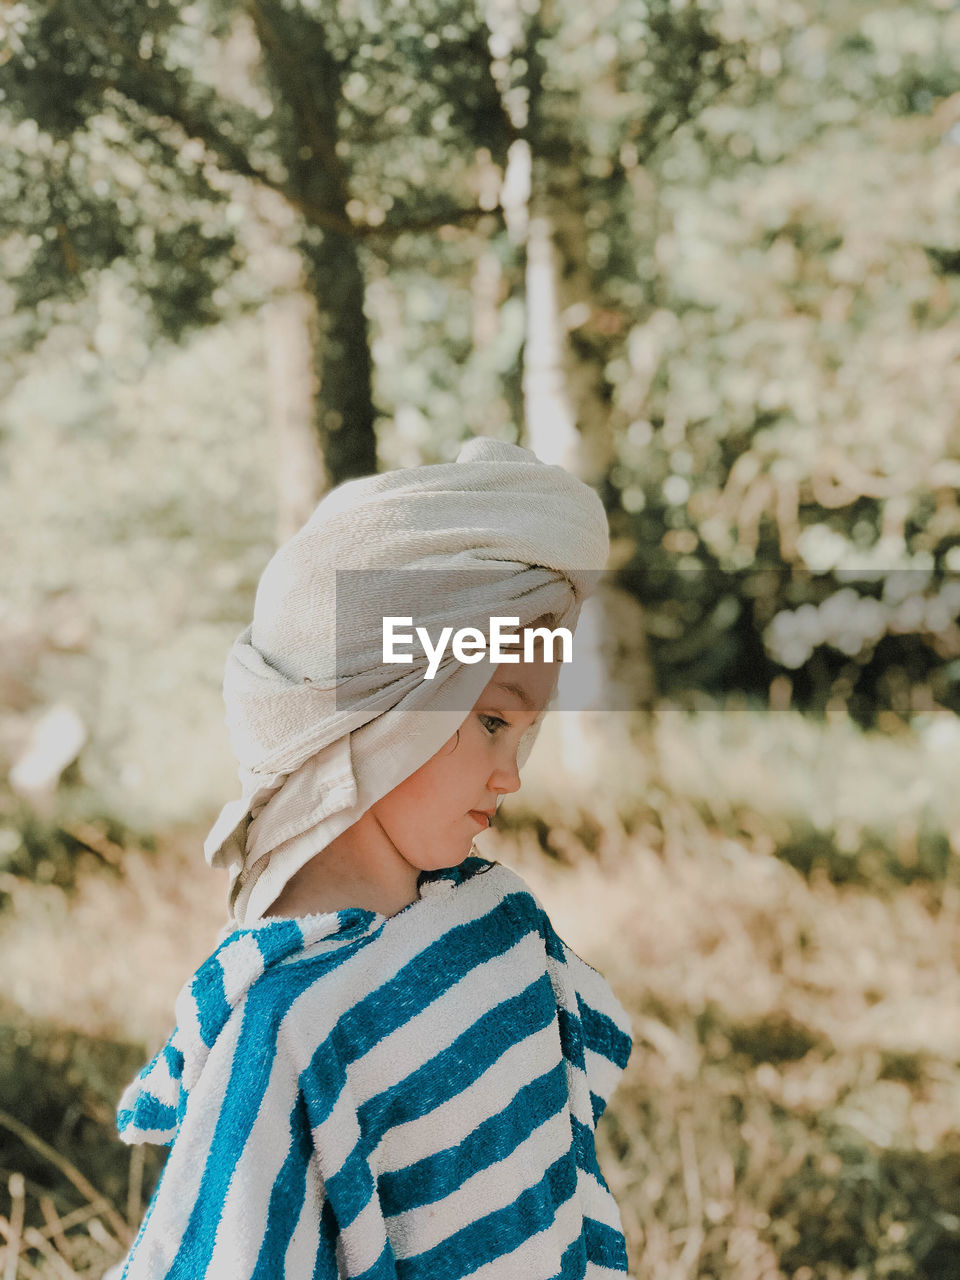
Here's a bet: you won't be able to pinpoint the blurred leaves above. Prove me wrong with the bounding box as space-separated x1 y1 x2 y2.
3 0 960 746
0 0 516 349
582 0 960 720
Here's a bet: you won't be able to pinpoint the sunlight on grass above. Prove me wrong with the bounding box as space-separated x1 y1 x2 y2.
2 704 960 1276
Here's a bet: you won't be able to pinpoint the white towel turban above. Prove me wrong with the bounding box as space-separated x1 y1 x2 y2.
203 436 609 927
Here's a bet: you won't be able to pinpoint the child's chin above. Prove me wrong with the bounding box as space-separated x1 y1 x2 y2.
409 843 469 873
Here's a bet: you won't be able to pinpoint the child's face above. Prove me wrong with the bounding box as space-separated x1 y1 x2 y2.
370 651 557 873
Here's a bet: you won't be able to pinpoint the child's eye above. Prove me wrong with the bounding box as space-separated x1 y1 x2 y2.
479 714 508 735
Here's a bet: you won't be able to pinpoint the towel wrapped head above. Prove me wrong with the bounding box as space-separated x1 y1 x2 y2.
203 436 609 926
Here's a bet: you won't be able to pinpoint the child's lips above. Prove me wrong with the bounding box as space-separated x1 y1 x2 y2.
468 810 491 828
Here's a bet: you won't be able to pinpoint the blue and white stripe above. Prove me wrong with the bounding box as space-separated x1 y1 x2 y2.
115 856 633 1279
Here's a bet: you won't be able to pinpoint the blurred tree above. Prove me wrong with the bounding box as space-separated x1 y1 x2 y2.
0 0 513 494
518 0 744 487
5 0 960 724
515 0 960 724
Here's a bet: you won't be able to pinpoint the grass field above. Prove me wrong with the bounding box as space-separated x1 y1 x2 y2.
1 703 958 1278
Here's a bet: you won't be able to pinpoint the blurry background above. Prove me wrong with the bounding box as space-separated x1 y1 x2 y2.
1 0 959 1275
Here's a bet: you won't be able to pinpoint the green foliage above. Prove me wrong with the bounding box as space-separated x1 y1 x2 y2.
0 0 514 350
592 0 960 720
4 0 960 716
0 0 532 483
0 0 252 343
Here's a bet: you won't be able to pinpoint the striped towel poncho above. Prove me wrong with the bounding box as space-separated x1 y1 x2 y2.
114 856 634 1279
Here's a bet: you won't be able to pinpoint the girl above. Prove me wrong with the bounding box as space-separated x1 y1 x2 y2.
112 436 633 1279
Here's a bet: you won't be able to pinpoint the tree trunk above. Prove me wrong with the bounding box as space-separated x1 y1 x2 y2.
544 181 624 488
250 0 379 489
299 230 378 485
522 208 580 472
264 287 328 544
513 26 656 739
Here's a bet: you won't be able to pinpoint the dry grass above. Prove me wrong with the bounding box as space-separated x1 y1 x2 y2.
0 823 227 1049
511 816 960 1278
0 1112 138 1279
502 709 960 1279
2 706 960 1277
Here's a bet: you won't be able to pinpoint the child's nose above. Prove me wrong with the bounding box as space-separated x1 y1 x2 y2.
490 755 522 794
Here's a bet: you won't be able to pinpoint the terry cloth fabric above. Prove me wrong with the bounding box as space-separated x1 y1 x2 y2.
202 435 609 929
114 856 634 1280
